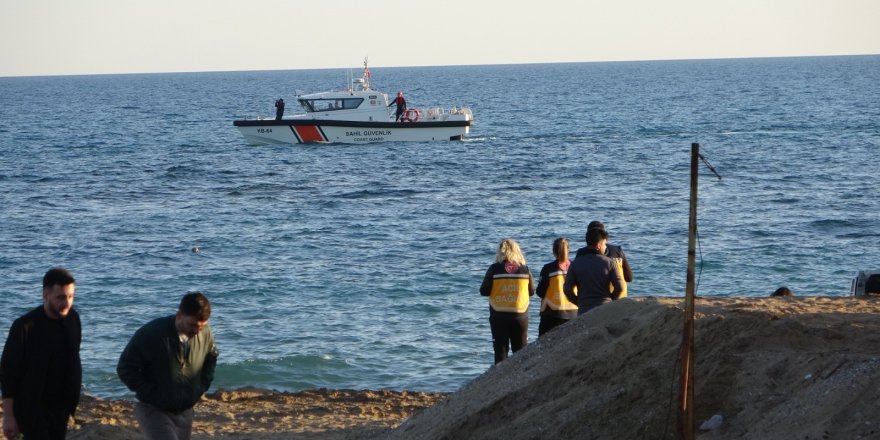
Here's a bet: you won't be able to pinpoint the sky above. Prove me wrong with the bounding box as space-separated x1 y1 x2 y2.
1 0 879 77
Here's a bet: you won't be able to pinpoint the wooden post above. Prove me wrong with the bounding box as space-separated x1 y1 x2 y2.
678 143 699 440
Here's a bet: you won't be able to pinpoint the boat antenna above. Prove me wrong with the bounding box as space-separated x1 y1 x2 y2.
363 56 370 90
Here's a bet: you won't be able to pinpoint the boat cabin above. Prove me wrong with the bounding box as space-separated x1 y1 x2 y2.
298 97 364 113
295 87 392 121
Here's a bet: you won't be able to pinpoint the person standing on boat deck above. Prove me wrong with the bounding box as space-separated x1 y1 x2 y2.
480 239 535 364
536 237 578 336
1 267 81 440
565 228 627 315
275 98 285 120
117 292 219 440
388 91 407 122
575 221 633 295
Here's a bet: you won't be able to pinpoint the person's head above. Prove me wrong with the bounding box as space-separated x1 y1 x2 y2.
552 237 569 262
42 267 76 319
397 91 403 97
495 238 526 266
585 220 606 243
176 291 212 338
586 228 608 253
770 287 793 297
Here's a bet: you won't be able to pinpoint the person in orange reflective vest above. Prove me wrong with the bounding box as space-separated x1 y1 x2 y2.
479 238 534 364
536 237 578 336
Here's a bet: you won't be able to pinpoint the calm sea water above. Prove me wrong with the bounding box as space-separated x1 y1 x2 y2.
1 56 878 398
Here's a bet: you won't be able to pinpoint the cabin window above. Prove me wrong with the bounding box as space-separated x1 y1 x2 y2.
298 98 364 112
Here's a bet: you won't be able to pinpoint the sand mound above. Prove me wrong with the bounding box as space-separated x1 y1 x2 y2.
380 296 880 440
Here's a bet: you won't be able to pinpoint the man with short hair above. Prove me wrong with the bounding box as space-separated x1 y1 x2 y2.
117 292 219 440
575 220 634 284
565 228 627 315
1 267 82 440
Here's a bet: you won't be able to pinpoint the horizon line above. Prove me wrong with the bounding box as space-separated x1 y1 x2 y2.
2 52 878 79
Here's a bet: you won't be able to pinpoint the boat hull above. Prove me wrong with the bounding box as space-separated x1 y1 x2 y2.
233 119 472 145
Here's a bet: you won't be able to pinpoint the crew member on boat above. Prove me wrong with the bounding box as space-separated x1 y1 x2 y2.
275 98 285 121
388 91 406 122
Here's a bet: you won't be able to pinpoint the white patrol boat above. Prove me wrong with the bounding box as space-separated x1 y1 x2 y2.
233 59 474 144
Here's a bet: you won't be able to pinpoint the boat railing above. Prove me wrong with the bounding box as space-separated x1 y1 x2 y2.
414 107 473 120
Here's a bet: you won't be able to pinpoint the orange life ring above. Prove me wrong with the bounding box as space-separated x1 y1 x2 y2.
402 109 420 122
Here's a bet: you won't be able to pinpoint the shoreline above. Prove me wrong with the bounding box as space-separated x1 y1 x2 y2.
65 388 446 439
19 295 879 439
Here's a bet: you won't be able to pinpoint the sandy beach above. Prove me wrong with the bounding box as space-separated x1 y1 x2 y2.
23 296 878 439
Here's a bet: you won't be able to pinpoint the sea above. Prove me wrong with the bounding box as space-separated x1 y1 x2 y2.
1 55 878 399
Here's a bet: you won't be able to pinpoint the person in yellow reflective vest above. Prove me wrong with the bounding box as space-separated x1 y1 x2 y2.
479 238 534 364
536 237 578 336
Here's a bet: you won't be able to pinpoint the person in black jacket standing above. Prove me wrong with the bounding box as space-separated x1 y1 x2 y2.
575 221 633 289
118 292 219 440
1 267 81 440
275 98 285 120
565 228 627 315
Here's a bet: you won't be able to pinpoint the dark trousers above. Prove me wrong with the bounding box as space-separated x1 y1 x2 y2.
135 401 194 440
20 407 69 440
538 315 571 336
489 314 528 364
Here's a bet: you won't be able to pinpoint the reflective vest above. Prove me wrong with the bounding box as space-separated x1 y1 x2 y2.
610 258 628 298
541 270 578 311
489 273 531 313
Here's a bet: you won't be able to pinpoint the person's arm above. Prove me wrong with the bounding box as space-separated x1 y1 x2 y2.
527 267 535 297
563 270 578 305
479 266 494 297
200 333 219 394
536 265 550 299
609 263 626 300
1 322 24 440
116 329 159 403
619 248 634 282
2 398 19 440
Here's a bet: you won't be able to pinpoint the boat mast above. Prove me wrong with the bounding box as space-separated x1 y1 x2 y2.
363 57 370 90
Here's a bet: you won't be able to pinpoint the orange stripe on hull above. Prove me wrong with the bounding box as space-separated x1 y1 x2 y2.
294 126 325 143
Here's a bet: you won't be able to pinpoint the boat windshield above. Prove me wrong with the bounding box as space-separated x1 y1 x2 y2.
299 98 364 112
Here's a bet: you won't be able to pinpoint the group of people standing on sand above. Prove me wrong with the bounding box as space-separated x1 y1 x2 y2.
0 221 630 438
480 221 633 364
0 267 218 440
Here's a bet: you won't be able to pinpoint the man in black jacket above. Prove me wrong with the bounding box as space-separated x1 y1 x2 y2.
118 292 219 440
1 267 81 440
565 228 627 315
575 220 634 284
